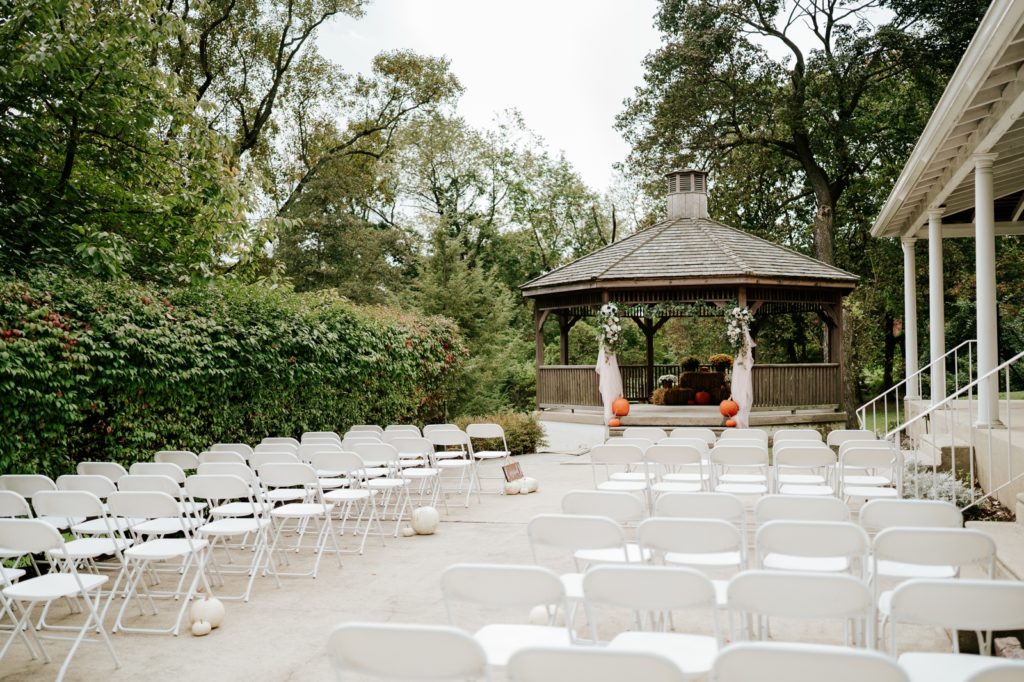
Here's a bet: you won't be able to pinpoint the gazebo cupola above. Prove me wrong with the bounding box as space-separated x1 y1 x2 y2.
666 169 709 220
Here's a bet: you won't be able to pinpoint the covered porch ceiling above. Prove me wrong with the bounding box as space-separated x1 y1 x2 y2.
872 0 1024 239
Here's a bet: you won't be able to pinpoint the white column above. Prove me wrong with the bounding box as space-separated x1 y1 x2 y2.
928 209 946 404
901 237 920 398
974 154 1001 426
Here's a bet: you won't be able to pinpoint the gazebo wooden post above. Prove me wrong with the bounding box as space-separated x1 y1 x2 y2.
534 308 550 367
631 316 669 402
557 314 581 365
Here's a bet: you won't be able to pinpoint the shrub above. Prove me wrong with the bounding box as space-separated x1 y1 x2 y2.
902 463 974 507
454 412 546 456
0 268 466 477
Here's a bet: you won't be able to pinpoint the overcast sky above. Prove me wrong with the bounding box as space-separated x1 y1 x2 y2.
317 0 662 193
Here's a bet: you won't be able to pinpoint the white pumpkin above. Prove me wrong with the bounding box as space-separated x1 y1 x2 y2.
190 596 225 629
191 620 212 637
411 506 440 535
400 525 416 537
528 605 565 626
520 477 538 494
504 481 521 495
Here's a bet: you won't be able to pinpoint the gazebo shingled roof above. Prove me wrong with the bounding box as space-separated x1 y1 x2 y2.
521 217 858 294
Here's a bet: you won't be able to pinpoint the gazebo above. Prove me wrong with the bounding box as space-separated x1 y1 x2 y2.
521 170 858 413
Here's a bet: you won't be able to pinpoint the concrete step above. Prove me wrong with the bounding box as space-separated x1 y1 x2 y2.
966 521 1024 580
918 432 973 470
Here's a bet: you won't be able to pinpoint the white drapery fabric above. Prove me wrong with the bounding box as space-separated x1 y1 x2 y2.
596 347 623 424
731 331 756 428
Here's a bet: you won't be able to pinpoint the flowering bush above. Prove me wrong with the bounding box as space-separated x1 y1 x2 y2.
902 463 974 507
658 374 677 385
597 303 624 354
708 354 732 371
725 306 754 352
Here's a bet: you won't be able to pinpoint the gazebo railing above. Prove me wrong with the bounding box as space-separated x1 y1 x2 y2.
537 363 841 408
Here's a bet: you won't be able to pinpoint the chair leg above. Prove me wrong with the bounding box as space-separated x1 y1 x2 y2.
56 589 119 681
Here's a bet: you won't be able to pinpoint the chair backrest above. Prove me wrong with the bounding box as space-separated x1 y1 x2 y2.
859 499 962 532
610 437 653 453
1 474 58 498
0 518 65 554
250 451 300 468
561 490 646 524
0 490 31 517
773 429 823 444
184 474 256 507
129 461 186 484
527 514 625 553
583 564 716 613
727 570 872 625
423 424 460 436
963 663 1024 682
348 425 384 435
669 427 716 447
256 462 320 489
107 490 181 520
198 450 247 465
590 444 645 466
653 492 745 524
889 579 1024 654
75 462 127 482
33 489 106 520
210 442 254 457
260 436 300 448
441 563 564 610
155 450 199 469
755 495 850 524
352 442 400 467
756 521 869 570
639 517 743 556
772 444 836 469
197 462 258 486
302 431 341 443
713 642 908 682
840 446 902 483
55 474 116 499
309 437 354 448
838 440 895 458
826 429 877 447
508 647 686 682
254 442 298 454
427 429 472 450
382 431 416 445
872 527 995 573
465 423 506 441
310 451 366 479
720 428 768 443
642 444 704 474
117 474 181 498
658 437 709 453
326 622 488 681
385 424 421 435
711 444 768 467
388 437 434 459
622 427 667 442
296 443 342 462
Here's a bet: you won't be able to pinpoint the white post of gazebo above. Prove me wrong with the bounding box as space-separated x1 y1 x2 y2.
901 237 920 399
927 208 946 404
974 154 1001 426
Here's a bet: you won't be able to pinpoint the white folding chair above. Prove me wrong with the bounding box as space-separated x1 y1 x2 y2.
755 521 869 576
772 444 836 496
669 427 716 448
622 427 667 441
466 424 512 491
185 474 271 602
589 444 649 497
859 499 962 534
560 490 648 563
326 622 490 680
441 564 572 668
826 429 878 448
964 663 1024 681
260 436 300 448
302 431 341 443
713 641 908 682
647 444 707 495
507 647 685 682
210 442 254 458
840 445 903 501
250 450 301 470
106 491 212 635
154 450 199 470
582 565 719 676
654 491 747 529
347 425 384 435
423 424 460 436
720 428 769 445
255 442 298 455
638 517 744 606
129 462 186 485
314 451 384 554
0 519 119 681
428 429 479 507
257 462 341 580
890 579 1024 682
54 476 128 539
195 462 273 519
198 450 246 465
727 570 873 646
772 429 823 445
872 527 996 647
755 495 850 525
0 474 81 530
74 462 128 483
384 424 422 436
117 473 205 517
388 437 443 509
352 443 412 536
710 443 769 496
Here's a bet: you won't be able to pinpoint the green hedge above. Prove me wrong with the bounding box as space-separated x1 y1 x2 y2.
454 412 547 456
0 269 466 477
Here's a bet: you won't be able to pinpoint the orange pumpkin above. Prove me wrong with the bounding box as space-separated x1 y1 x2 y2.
725 418 737 427
687 400 695 405
719 399 739 417
694 391 711 405
612 398 630 417
608 418 621 427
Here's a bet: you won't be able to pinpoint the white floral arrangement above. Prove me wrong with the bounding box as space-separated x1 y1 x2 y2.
658 374 677 385
725 305 754 352
597 302 623 353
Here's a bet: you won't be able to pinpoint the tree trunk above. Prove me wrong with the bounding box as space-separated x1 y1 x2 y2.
882 313 896 391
